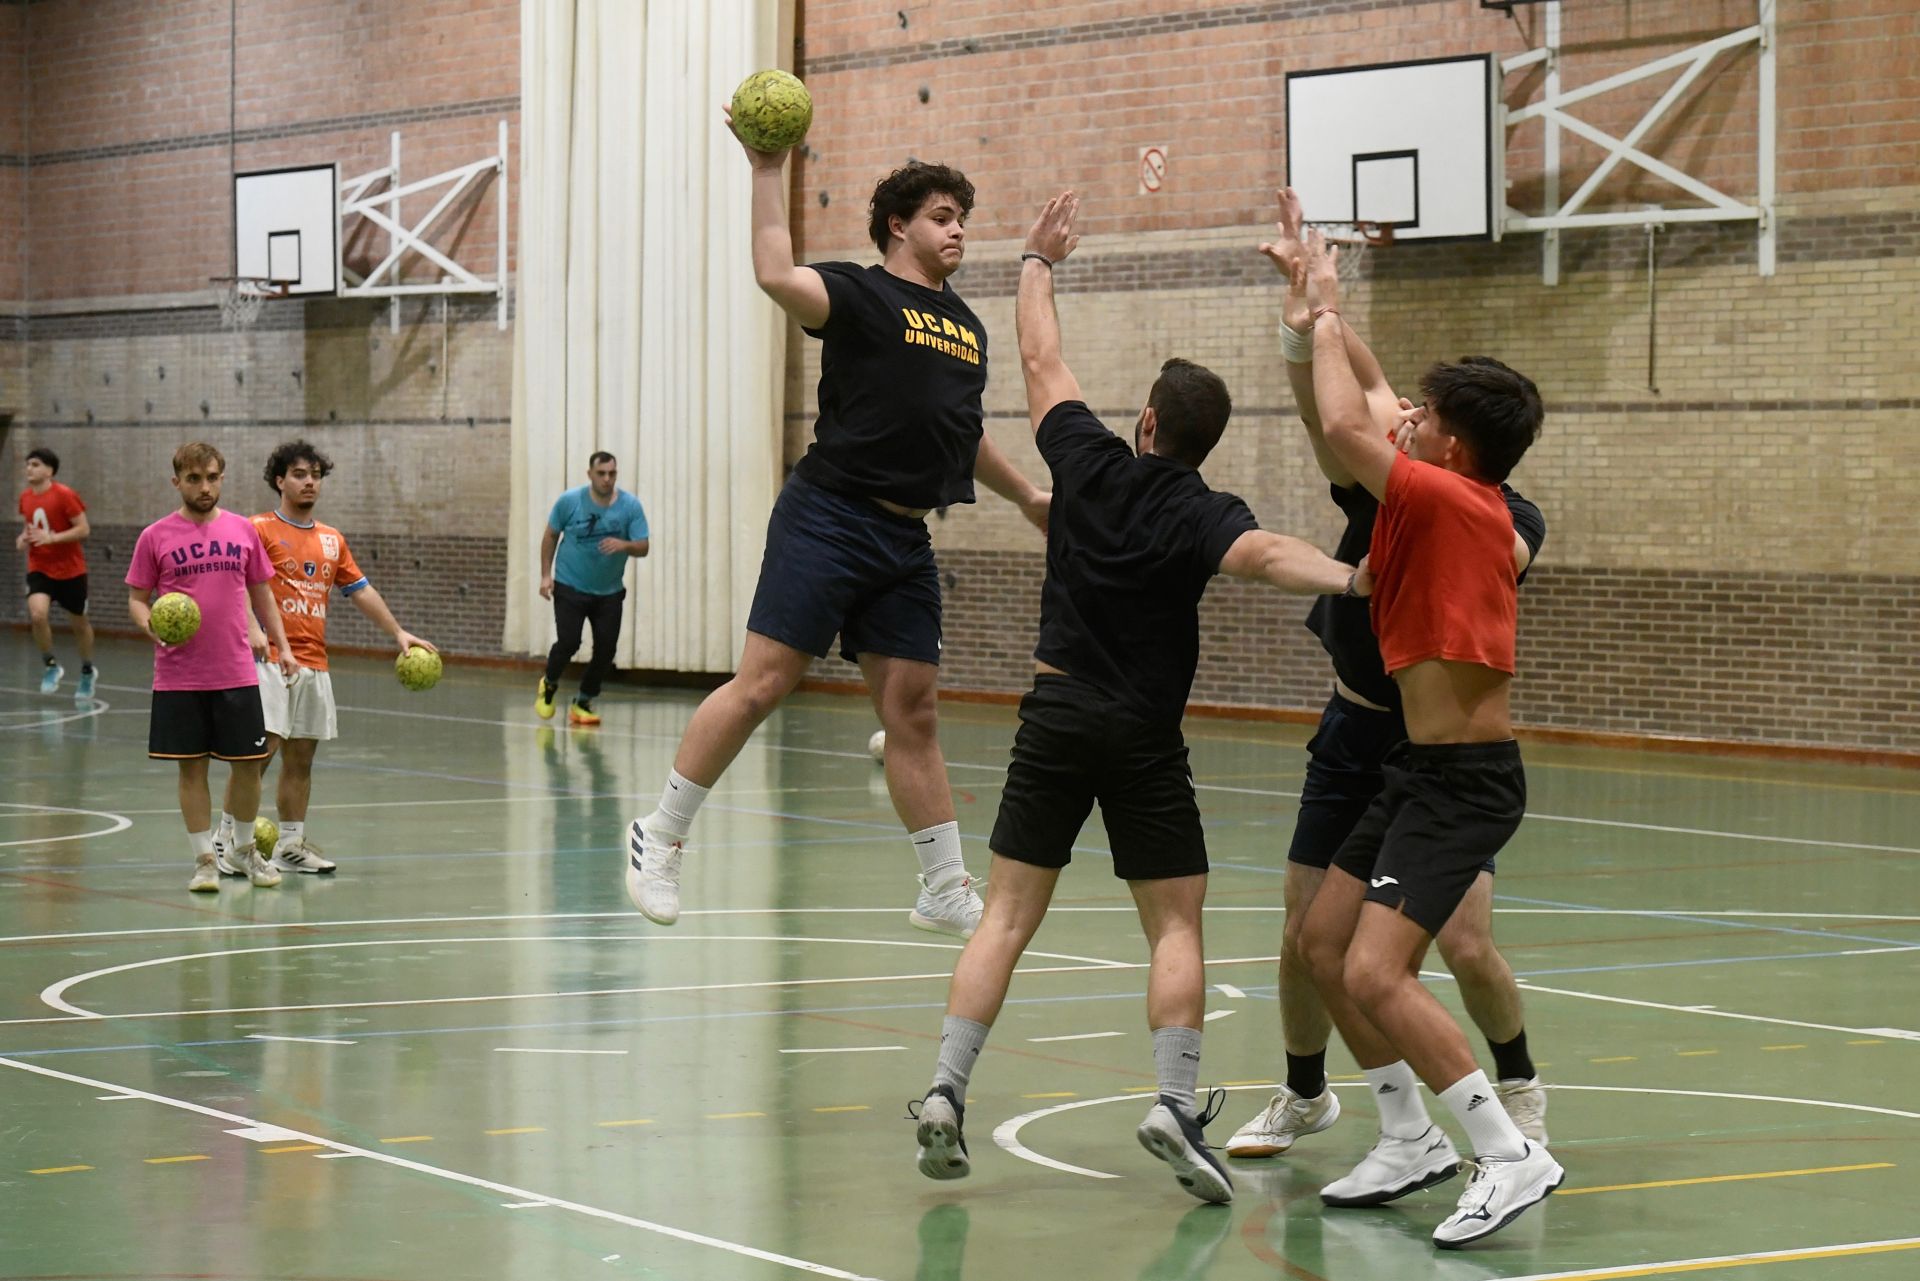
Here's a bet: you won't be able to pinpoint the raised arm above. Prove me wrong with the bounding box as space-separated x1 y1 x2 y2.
1016 192 1084 431
1304 234 1398 500
724 105 830 329
1217 530 1359 596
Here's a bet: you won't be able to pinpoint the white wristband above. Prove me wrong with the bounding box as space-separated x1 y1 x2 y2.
1279 321 1314 364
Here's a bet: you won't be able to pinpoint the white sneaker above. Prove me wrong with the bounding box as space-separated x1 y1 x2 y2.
273 839 337 874
1320 1125 1461 1207
39 663 64 694
1432 1141 1565 1249
1496 1077 1549 1145
909 874 983 938
912 1085 970 1181
626 818 685 925
188 856 220 893
1137 1095 1233 1204
245 852 282 888
213 833 245 877
1225 1085 1341 1157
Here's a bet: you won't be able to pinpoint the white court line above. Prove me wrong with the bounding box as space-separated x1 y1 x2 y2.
993 1083 1920 1181
1509 976 1920 1042
247 1033 356 1046
0 688 111 734
1499 1236 1920 1281
0 802 133 849
1203 1009 1236 1023
778 1045 903 1055
2 907 1918 949
0 1055 880 1281
495 1047 628 1057
1028 1032 1124 1044
1213 984 1245 999
81 681 1916 860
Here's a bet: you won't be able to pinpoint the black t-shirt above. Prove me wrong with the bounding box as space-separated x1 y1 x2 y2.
1033 402 1260 726
791 261 988 509
1305 480 1547 710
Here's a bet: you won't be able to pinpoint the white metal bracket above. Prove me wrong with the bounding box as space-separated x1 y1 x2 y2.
1498 1 1775 282
338 120 511 331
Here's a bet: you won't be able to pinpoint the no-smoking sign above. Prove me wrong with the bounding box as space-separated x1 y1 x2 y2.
1139 145 1168 195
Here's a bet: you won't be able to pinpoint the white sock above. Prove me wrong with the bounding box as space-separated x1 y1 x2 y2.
1439 1069 1528 1162
188 830 214 860
276 821 303 853
909 821 966 892
218 812 236 846
1363 1061 1433 1139
650 770 709 838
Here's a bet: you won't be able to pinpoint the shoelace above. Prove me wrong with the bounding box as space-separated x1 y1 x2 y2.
1195 1087 1227 1129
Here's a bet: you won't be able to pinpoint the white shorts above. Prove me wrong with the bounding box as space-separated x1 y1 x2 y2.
256 662 338 742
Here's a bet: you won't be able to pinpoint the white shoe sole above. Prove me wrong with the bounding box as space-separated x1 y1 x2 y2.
1321 1149 1460 1207
1225 1090 1342 1158
1138 1109 1233 1205
271 857 335 874
908 909 975 939
1434 1161 1565 1249
625 858 680 925
915 1103 969 1181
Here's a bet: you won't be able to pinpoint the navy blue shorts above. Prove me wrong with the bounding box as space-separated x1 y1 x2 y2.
1287 690 1497 877
746 475 942 666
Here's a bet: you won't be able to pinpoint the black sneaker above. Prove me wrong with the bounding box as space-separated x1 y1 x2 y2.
1137 1090 1233 1204
910 1084 970 1180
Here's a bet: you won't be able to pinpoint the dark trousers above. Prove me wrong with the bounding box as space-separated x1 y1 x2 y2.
544 583 625 701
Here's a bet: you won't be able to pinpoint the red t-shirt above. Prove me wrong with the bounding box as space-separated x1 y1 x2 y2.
18 482 88 580
1368 453 1517 676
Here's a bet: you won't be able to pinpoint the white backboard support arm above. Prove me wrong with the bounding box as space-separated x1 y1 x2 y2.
338 120 511 330
1499 1 1776 282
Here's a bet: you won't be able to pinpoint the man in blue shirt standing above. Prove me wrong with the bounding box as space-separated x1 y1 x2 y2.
537 452 649 725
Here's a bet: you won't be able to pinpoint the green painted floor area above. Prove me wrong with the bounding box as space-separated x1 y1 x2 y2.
4 634 1919 1281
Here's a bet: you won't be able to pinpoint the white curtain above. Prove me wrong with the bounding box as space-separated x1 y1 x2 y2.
509 0 790 670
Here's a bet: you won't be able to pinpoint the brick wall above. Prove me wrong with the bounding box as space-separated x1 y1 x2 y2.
792 0 1920 754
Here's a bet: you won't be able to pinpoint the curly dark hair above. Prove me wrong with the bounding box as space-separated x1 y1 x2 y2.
1147 358 1234 467
1418 357 1544 483
264 439 334 494
867 161 975 254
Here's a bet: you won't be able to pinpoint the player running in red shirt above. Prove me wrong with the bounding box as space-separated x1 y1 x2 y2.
16 447 96 698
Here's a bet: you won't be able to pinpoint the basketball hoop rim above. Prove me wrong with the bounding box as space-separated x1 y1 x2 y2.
1305 220 1397 248
209 275 294 299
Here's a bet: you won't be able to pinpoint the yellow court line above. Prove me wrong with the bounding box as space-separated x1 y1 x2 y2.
379 1135 433 1144
1217 1079 1277 1087
1849 1039 1885 1046
1502 1234 1920 1281
1590 1056 1639 1063
1556 1161 1893 1198
812 1105 869 1114
28 1165 92 1175
1677 1050 1720 1057
1761 1044 1807 1052
145 1154 211 1164
704 1111 766 1120
484 1127 545 1136
595 1118 653 1127
263 1144 325 1154
1121 1085 1160 1093
1021 1092 1078 1099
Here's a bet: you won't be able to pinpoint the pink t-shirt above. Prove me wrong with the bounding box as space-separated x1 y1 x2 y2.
125 510 276 691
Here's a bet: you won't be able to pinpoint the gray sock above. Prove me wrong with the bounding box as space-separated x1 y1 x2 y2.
932 1016 989 1097
1153 1025 1203 1114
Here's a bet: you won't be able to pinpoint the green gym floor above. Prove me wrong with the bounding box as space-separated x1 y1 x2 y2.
3 632 1918 1281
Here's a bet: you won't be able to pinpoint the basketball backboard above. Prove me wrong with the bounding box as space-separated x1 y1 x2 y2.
1286 54 1498 242
233 164 339 295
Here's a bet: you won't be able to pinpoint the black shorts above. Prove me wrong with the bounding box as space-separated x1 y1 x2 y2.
1330 740 1525 936
1290 692 1497 877
745 475 941 665
990 674 1207 880
25 571 88 616
148 687 270 762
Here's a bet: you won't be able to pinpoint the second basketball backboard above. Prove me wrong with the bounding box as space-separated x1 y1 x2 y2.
1286 54 1498 242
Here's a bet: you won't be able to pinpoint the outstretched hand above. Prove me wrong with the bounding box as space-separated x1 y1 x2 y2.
1303 228 1342 316
721 102 790 171
1255 187 1308 275
1025 191 1082 264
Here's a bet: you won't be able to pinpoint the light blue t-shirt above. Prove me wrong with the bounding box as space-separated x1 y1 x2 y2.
548 486 648 596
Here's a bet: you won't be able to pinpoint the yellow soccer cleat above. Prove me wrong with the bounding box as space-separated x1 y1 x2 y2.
535 679 557 720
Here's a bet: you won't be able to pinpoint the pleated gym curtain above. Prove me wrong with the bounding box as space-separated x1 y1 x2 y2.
508 0 791 670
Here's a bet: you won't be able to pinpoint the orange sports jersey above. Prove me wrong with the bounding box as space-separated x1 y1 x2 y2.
1368 453 1518 677
251 512 368 671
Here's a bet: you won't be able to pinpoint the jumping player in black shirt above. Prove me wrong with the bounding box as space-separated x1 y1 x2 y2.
627 110 1049 938
911 193 1360 1205
1225 190 1553 1218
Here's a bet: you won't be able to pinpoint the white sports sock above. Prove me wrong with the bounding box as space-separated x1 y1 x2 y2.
187 830 214 859
276 821 304 852
1362 1061 1433 1139
218 812 236 846
651 770 709 838
909 821 967 892
1439 1070 1528 1162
